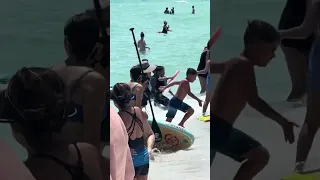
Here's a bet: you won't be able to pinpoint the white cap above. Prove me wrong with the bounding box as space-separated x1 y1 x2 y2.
141 60 156 73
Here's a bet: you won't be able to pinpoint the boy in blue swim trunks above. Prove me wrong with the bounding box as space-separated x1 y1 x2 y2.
159 68 202 127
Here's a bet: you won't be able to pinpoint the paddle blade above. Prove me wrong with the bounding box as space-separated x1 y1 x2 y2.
208 27 222 49
152 119 162 142
198 115 210 122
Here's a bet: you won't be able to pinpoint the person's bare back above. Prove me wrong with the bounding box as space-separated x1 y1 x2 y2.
211 56 254 124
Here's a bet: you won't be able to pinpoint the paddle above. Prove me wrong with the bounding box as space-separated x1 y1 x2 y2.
129 28 162 142
208 27 222 50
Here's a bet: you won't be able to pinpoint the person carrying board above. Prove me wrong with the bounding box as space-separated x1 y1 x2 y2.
159 68 202 127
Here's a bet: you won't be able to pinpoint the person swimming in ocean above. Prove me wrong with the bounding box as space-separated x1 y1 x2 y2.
164 7 169 14
192 6 195 14
161 21 171 34
170 7 174 14
138 32 150 52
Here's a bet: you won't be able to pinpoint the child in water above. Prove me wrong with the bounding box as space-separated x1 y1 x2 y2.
159 68 202 127
151 66 174 109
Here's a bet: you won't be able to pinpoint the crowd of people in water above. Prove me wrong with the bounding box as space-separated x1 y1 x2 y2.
210 0 320 179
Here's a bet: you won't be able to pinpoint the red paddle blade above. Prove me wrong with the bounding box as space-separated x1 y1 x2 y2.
208 27 222 49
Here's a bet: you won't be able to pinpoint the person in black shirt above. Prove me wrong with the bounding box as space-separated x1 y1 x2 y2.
151 66 174 109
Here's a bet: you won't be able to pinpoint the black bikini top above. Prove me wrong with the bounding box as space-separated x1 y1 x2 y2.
28 143 91 180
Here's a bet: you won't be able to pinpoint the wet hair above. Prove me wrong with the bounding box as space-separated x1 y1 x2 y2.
154 66 164 73
186 68 197 76
140 32 145 38
0 67 66 151
243 20 280 47
130 65 148 83
192 6 194 8
64 12 100 62
110 83 133 109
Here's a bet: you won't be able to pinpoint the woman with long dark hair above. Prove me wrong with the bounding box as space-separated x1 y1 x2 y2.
0 67 102 180
111 83 155 180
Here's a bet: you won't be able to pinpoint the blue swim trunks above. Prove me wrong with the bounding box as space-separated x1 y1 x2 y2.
166 96 191 118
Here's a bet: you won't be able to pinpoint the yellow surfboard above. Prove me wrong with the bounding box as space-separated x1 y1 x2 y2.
282 172 320 180
198 115 210 122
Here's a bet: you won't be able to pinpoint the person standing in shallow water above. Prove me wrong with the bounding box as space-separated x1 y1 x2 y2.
111 83 155 180
278 0 314 102
192 6 195 14
138 32 150 52
197 41 210 93
279 0 320 173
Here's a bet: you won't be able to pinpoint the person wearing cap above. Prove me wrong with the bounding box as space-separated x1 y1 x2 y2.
128 59 157 108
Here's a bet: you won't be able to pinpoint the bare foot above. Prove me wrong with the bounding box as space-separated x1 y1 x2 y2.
178 123 185 128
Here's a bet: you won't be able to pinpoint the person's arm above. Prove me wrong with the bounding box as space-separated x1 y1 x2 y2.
134 84 144 108
198 60 210 74
184 81 201 102
82 72 107 150
210 61 226 74
160 81 180 91
280 0 319 39
158 76 172 81
240 63 288 125
144 41 150 49
139 107 155 151
0 139 35 180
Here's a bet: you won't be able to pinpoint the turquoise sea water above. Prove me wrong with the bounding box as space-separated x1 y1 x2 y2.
111 0 210 179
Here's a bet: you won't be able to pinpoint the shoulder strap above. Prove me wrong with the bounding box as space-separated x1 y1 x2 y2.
70 70 93 97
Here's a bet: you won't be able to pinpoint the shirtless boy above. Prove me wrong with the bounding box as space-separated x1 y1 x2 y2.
159 68 202 127
210 20 299 180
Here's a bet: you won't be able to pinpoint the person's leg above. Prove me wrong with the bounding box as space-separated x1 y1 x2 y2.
178 103 194 127
295 38 319 172
295 90 320 171
135 164 149 180
165 107 177 123
219 128 269 180
198 75 206 93
281 42 308 101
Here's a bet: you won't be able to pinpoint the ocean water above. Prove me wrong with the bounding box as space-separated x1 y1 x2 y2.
0 0 92 159
211 0 320 179
110 0 210 179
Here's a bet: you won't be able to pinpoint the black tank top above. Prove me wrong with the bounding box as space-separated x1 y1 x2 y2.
28 143 91 180
278 0 307 30
197 50 209 71
152 75 166 93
